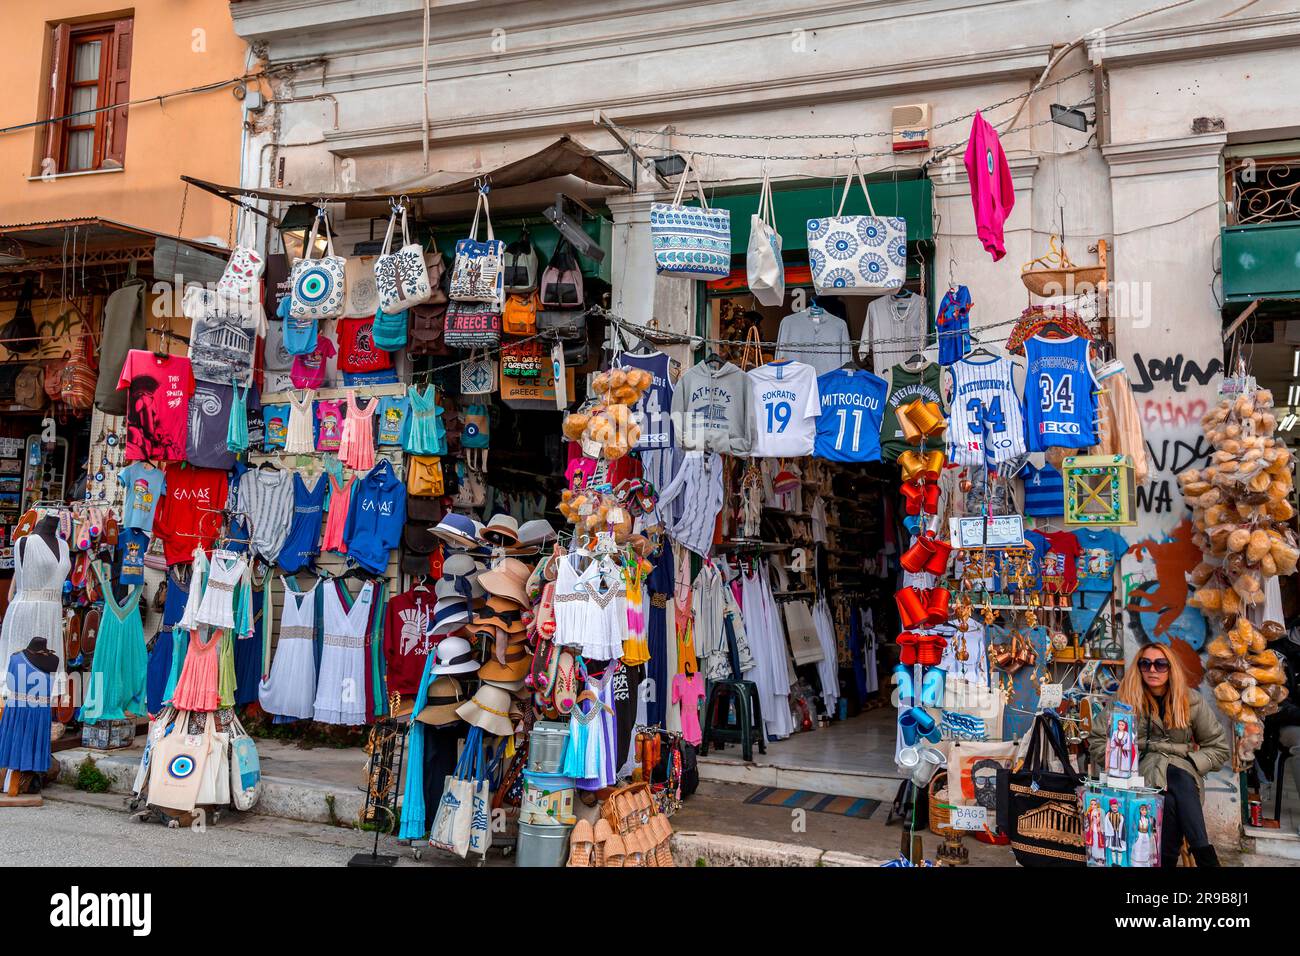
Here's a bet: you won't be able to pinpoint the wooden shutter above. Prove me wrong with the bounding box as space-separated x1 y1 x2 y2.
45 23 71 170
103 18 133 168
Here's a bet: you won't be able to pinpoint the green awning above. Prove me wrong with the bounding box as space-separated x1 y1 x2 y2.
1221 222 1300 302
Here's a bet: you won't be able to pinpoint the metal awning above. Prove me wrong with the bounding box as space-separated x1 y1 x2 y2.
0 217 227 275
181 135 632 209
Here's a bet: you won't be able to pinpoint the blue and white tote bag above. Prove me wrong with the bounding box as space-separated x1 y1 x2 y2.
289 210 347 320
451 187 505 306
651 154 731 280
807 161 907 295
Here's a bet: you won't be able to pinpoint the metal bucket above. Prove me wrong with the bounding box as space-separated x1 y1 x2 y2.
521 770 576 825
527 722 570 774
515 820 574 867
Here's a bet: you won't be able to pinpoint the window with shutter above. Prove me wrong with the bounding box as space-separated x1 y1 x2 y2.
43 17 132 175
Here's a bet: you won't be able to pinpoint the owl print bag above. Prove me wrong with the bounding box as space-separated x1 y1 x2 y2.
289 209 346 321
375 205 432 314
806 158 907 295
450 186 505 305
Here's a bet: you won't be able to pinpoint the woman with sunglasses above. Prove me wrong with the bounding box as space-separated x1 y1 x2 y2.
1088 642 1229 867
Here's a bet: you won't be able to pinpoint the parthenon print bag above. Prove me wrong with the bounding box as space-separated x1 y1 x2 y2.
451 187 505 305
807 159 906 294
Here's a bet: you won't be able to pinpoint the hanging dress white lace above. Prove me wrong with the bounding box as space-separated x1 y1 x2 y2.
313 579 374 725
553 552 594 650
259 578 319 719
740 566 794 740
195 551 247 629
0 532 71 687
574 563 627 662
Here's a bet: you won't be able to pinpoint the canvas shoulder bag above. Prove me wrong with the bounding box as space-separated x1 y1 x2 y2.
228 713 262 811
460 350 497 396
450 186 505 305
289 210 347 320
806 158 907 294
996 712 1086 867
375 205 432 314
430 733 477 858
216 207 266 307
650 153 731 280
747 167 785 306
148 709 210 812
197 711 231 806
444 301 502 349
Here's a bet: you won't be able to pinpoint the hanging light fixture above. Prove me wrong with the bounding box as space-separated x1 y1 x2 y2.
276 203 334 257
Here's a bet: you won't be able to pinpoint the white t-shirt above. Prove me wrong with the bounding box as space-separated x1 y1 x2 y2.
747 361 821 458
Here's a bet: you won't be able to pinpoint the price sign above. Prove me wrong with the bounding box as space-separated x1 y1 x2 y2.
949 805 988 831
1038 683 1064 711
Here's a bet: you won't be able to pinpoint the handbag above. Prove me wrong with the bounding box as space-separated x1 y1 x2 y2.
444 301 502 349
197 712 231 806
503 235 540 293
502 292 539 336
450 187 505 305
536 308 587 341
407 455 445 497
996 712 1086 867
60 333 98 412
460 350 497 396
430 733 477 858
409 300 450 356
227 713 262 811
453 462 487 509
806 157 907 294
147 710 210 812
374 205 432 314
467 734 492 858
781 601 823 665
501 340 545 378
539 239 584 308
650 154 731 280
0 279 38 354
461 403 490 450
216 209 266 305
288 210 346 320
372 305 409 352
747 167 785 306
940 676 1005 742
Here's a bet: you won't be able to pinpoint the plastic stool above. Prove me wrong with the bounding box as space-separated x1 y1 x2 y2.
698 679 766 762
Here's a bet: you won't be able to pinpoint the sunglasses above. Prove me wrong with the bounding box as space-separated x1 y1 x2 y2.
1137 658 1170 673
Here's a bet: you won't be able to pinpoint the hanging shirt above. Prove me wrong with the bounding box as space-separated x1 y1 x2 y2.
337 316 394 374
344 459 406 574
963 110 1015 262
1033 529 1082 595
1073 528 1128 592
747 361 821 458
859 294 928 374
879 361 943 461
936 285 973 366
671 361 755 456
186 294 266 388
1019 461 1064 517
186 380 238 471
153 463 228 565
375 395 411 445
384 586 438 696
117 351 196 461
238 466 295 563
117 462 165 532
945 353 1026 466
1024 335 1099 452
775 309 851 377
315 399 344 453
261 402 290 451
116 528 149 586
291 335 337 389
262 318 297 393
813 368 888 462
618 350 675 449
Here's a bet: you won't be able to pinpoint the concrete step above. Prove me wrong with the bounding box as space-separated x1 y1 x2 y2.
1245 824 1300 862
697 754 901 802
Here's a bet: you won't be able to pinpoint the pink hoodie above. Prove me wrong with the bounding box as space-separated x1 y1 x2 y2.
963 111 1015 261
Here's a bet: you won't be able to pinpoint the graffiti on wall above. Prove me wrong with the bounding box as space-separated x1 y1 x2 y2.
1123 518 1206 650
1130 352 1223 394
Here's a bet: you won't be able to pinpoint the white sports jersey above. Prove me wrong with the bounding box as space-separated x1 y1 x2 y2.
747 361 821 458
946 354 1026 465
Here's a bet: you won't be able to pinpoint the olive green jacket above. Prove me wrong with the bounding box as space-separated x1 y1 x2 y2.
1087 691 1230 793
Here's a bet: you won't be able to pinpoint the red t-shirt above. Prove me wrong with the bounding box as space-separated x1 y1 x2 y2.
116 351 196 461
153 463 229 565
384 586 438 696
1039 530 1082 594
337 317 394 374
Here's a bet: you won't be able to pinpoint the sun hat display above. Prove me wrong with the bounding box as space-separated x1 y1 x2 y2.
478 557 531 605
432 513 480 548
485 675 528 693
483 513 520 544
416 676 467 726
428 635 480 675
479 642 533 683
430 597 474 635
456 683 515 736
477 595 531 633
435 572 485 601
516 518 557 546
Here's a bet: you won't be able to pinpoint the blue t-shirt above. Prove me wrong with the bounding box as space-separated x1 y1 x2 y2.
936 285 972 366
262 403 290 450
1020 461 1064 517
117 528 149 585
376 396 411 446
1073 528 1128 592
117 462 165 532
813 368 888 463
283 314 319 356
618 351 674 449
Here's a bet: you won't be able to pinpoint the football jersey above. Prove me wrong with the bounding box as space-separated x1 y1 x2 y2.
618 351 674 449
1020 461 1064 516
946 354 1026 466
814 369 888 462
879 361 943 461
1024 335 1098 452
747 361 821 458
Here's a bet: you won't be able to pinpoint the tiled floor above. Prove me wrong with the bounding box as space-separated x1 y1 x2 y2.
703 706 900 777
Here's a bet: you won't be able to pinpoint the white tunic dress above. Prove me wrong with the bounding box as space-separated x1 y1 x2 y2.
553 553 625 662
195 551 246 629
740 566 794 740
0 533 71 689
313 579 374 725
259 578 320 719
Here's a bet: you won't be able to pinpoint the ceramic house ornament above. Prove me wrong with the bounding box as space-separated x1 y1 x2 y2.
1063 454 1136 526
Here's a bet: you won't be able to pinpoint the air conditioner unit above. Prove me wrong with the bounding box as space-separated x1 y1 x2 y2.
892 103 931 153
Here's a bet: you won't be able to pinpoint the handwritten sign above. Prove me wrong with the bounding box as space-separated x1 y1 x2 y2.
949 805 989 831
1038 683 1064 711
949 514 1025 549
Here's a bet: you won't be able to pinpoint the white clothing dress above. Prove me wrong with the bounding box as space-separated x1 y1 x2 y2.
195 551 246 629
0 533 71 689
259 579 320 719
313 579 374 725
739 566 794 740
553 553 626 661
285 390 317 455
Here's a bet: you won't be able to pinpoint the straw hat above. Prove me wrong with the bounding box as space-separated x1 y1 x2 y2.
455 683 515 736
483 513 520 544
478 642 533 684
478 557 531 606
428 635 479 675
431 513 480 548
415 676 466 726
476 595 531 634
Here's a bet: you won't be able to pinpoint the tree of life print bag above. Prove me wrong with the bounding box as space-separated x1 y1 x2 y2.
375 204 432 314
289 209 347 321
806 157 907 295
450 186 505 305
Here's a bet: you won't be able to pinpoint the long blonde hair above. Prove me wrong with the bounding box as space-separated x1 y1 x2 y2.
1117 642 1190 730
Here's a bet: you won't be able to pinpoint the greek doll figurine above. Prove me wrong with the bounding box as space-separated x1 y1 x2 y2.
1131 802 1155 867
1084 798 1106 866
1103 798 1128 866
1106 715 1137 780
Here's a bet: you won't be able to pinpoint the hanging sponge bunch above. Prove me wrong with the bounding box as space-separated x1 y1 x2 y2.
560 368 653 461
1182 388 1297 756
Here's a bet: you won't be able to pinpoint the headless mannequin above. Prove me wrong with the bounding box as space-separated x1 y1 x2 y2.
22 636 57 674
7 515 62 603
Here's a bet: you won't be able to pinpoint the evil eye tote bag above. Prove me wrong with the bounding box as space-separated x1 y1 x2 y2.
450 186 505 305
807 159 907 295
147 710 210 812
747 168 785 306
650 154 731 280
375 204 432 314
289 210 346 321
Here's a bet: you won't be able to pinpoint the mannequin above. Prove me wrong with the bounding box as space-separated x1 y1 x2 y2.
23 637 58 674
8 514 61 601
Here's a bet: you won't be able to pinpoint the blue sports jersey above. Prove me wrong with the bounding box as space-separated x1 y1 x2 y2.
1023 335 1098 452
1020 461 1064 516
619 351 674 449
813 368 888 462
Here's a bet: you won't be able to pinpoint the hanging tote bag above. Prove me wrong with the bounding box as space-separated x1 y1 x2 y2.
650 154 731 280
216 207 266 307
807 159 907 295
468 733 493 858
444 301 502 349
995 712 1086 867
197 712 231 806
289 210 347 321
460 350 497 396
227 714 262 811
372 305 409 352
450 186 505 305
430 731 477 858
60 332 98 411
147 710 210 812
747 168 785 306
374 205 432 314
